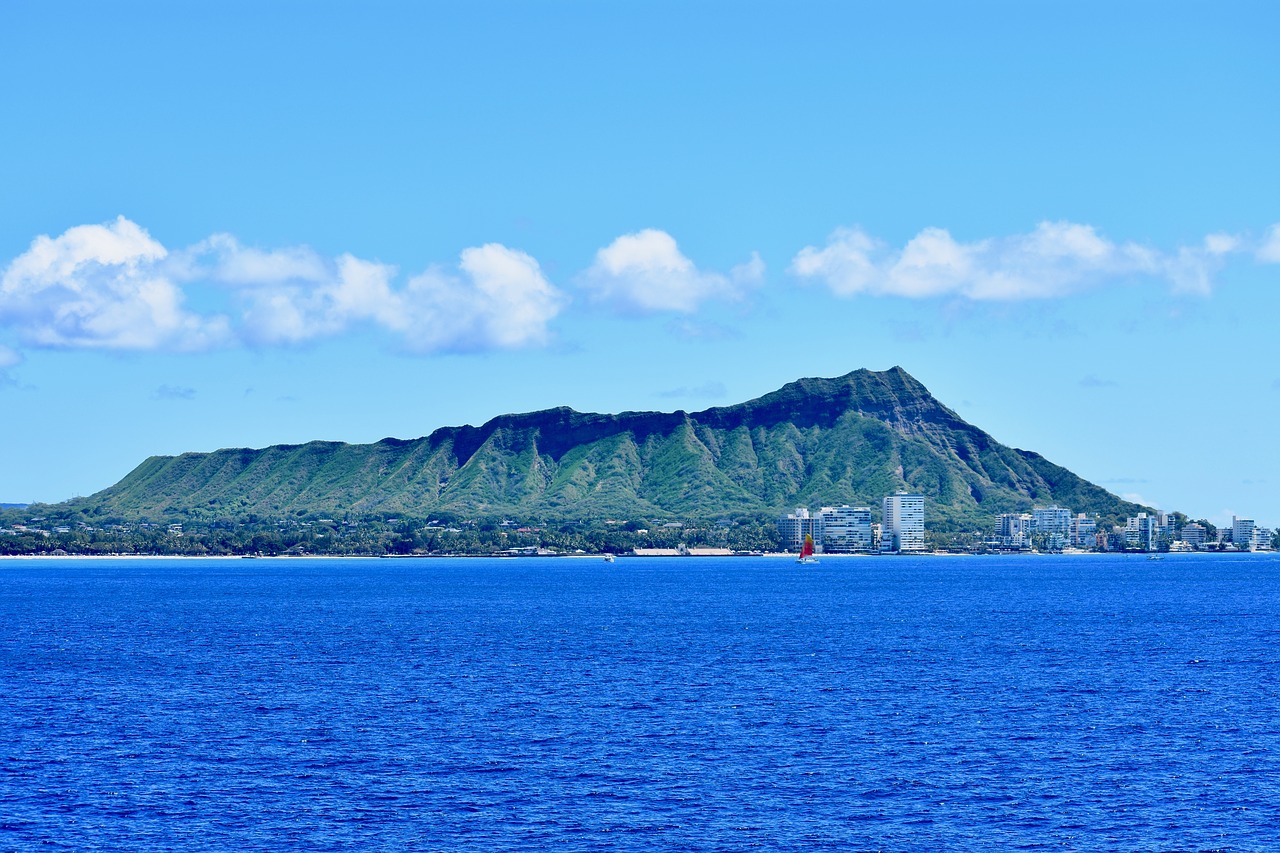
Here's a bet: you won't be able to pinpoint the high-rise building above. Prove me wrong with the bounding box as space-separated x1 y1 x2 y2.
995 513 1033 550
1032 505 1072 550
818 506 875 553
777 508 819 552
1125 513 1158 551
881 493 925 553
1070 513 1097 549
1233 516 1257 552
1180 522 1206 548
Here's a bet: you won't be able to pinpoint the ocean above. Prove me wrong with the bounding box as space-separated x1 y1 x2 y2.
3 553 1278 851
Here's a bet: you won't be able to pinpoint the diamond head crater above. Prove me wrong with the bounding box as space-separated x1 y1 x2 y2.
2 367 1147 556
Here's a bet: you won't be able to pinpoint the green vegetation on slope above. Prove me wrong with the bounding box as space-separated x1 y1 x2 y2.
55 367 1147 530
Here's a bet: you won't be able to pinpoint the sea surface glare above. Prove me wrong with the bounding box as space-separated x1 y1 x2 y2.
3 553 1279 851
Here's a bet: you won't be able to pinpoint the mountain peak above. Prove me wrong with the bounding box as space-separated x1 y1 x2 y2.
691 366 964 437
72 367 1143 529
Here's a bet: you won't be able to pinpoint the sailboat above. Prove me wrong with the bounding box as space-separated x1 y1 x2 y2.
797 534 819 564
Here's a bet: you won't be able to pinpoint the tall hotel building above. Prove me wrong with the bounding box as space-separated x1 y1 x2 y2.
818 506 876 553
777 508 820 551
881 492 926 553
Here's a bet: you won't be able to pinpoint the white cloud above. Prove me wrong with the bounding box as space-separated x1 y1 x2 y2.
1204 232 1240 255
402 244 566 352
580 229 761 314
190 233 330 285
791 221 1247 300
219 241 564 352
0 216 229 350
1258 224 1280 264
0 218 568 355
232 254 405 345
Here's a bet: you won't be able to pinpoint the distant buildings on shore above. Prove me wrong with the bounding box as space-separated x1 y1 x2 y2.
779 496 1276 555
778 492 926 554
991 506 1274 553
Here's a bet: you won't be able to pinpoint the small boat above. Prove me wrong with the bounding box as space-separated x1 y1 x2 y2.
797 534 819 564
603 554 615 563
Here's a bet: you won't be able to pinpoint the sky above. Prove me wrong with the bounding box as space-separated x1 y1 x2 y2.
2 1 1278 528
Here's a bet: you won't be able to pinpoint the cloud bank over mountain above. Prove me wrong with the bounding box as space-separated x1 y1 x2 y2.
3 217 1276 358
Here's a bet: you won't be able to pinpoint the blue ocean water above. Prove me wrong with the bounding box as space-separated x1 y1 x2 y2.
3 553 1279 851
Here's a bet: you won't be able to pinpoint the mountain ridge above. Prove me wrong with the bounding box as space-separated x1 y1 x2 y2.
68 367 1146 529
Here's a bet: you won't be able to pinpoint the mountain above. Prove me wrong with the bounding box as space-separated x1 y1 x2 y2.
70 367 1144 529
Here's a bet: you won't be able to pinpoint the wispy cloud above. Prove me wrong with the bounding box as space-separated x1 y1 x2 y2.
1258 224 1280 264
665 318 741 341
153 384 196 400
790 221 1250 300
0 218 568 356
579 229 762 314
656 381 728 401
0 344 21 386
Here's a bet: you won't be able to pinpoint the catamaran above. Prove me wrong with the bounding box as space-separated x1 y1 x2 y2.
797 534 819 564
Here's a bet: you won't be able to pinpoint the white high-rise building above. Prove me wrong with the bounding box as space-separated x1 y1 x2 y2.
1032 505 1072 550
881 493 925 553
995 513 1033 550
1233 517 1257 551
818 506 876 553
1032 506 1072 535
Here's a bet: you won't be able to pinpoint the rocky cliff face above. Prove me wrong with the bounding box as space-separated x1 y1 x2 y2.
76 367 1144 528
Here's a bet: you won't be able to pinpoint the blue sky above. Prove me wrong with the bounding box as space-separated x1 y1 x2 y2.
2 1 1278 527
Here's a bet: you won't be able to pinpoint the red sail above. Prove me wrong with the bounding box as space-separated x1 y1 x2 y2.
800 534 814 559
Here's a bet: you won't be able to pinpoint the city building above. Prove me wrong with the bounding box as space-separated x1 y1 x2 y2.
994 513 1033 551
1180 522 1206 548
1233 516 1256 551
1124 513 1159 551
818 506 876 553
1070 513 1097 549
777 508 820 552
1032 505 1072 550
881 493 926 553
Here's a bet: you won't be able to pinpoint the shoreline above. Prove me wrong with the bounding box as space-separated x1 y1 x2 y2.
1 550 1266 561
